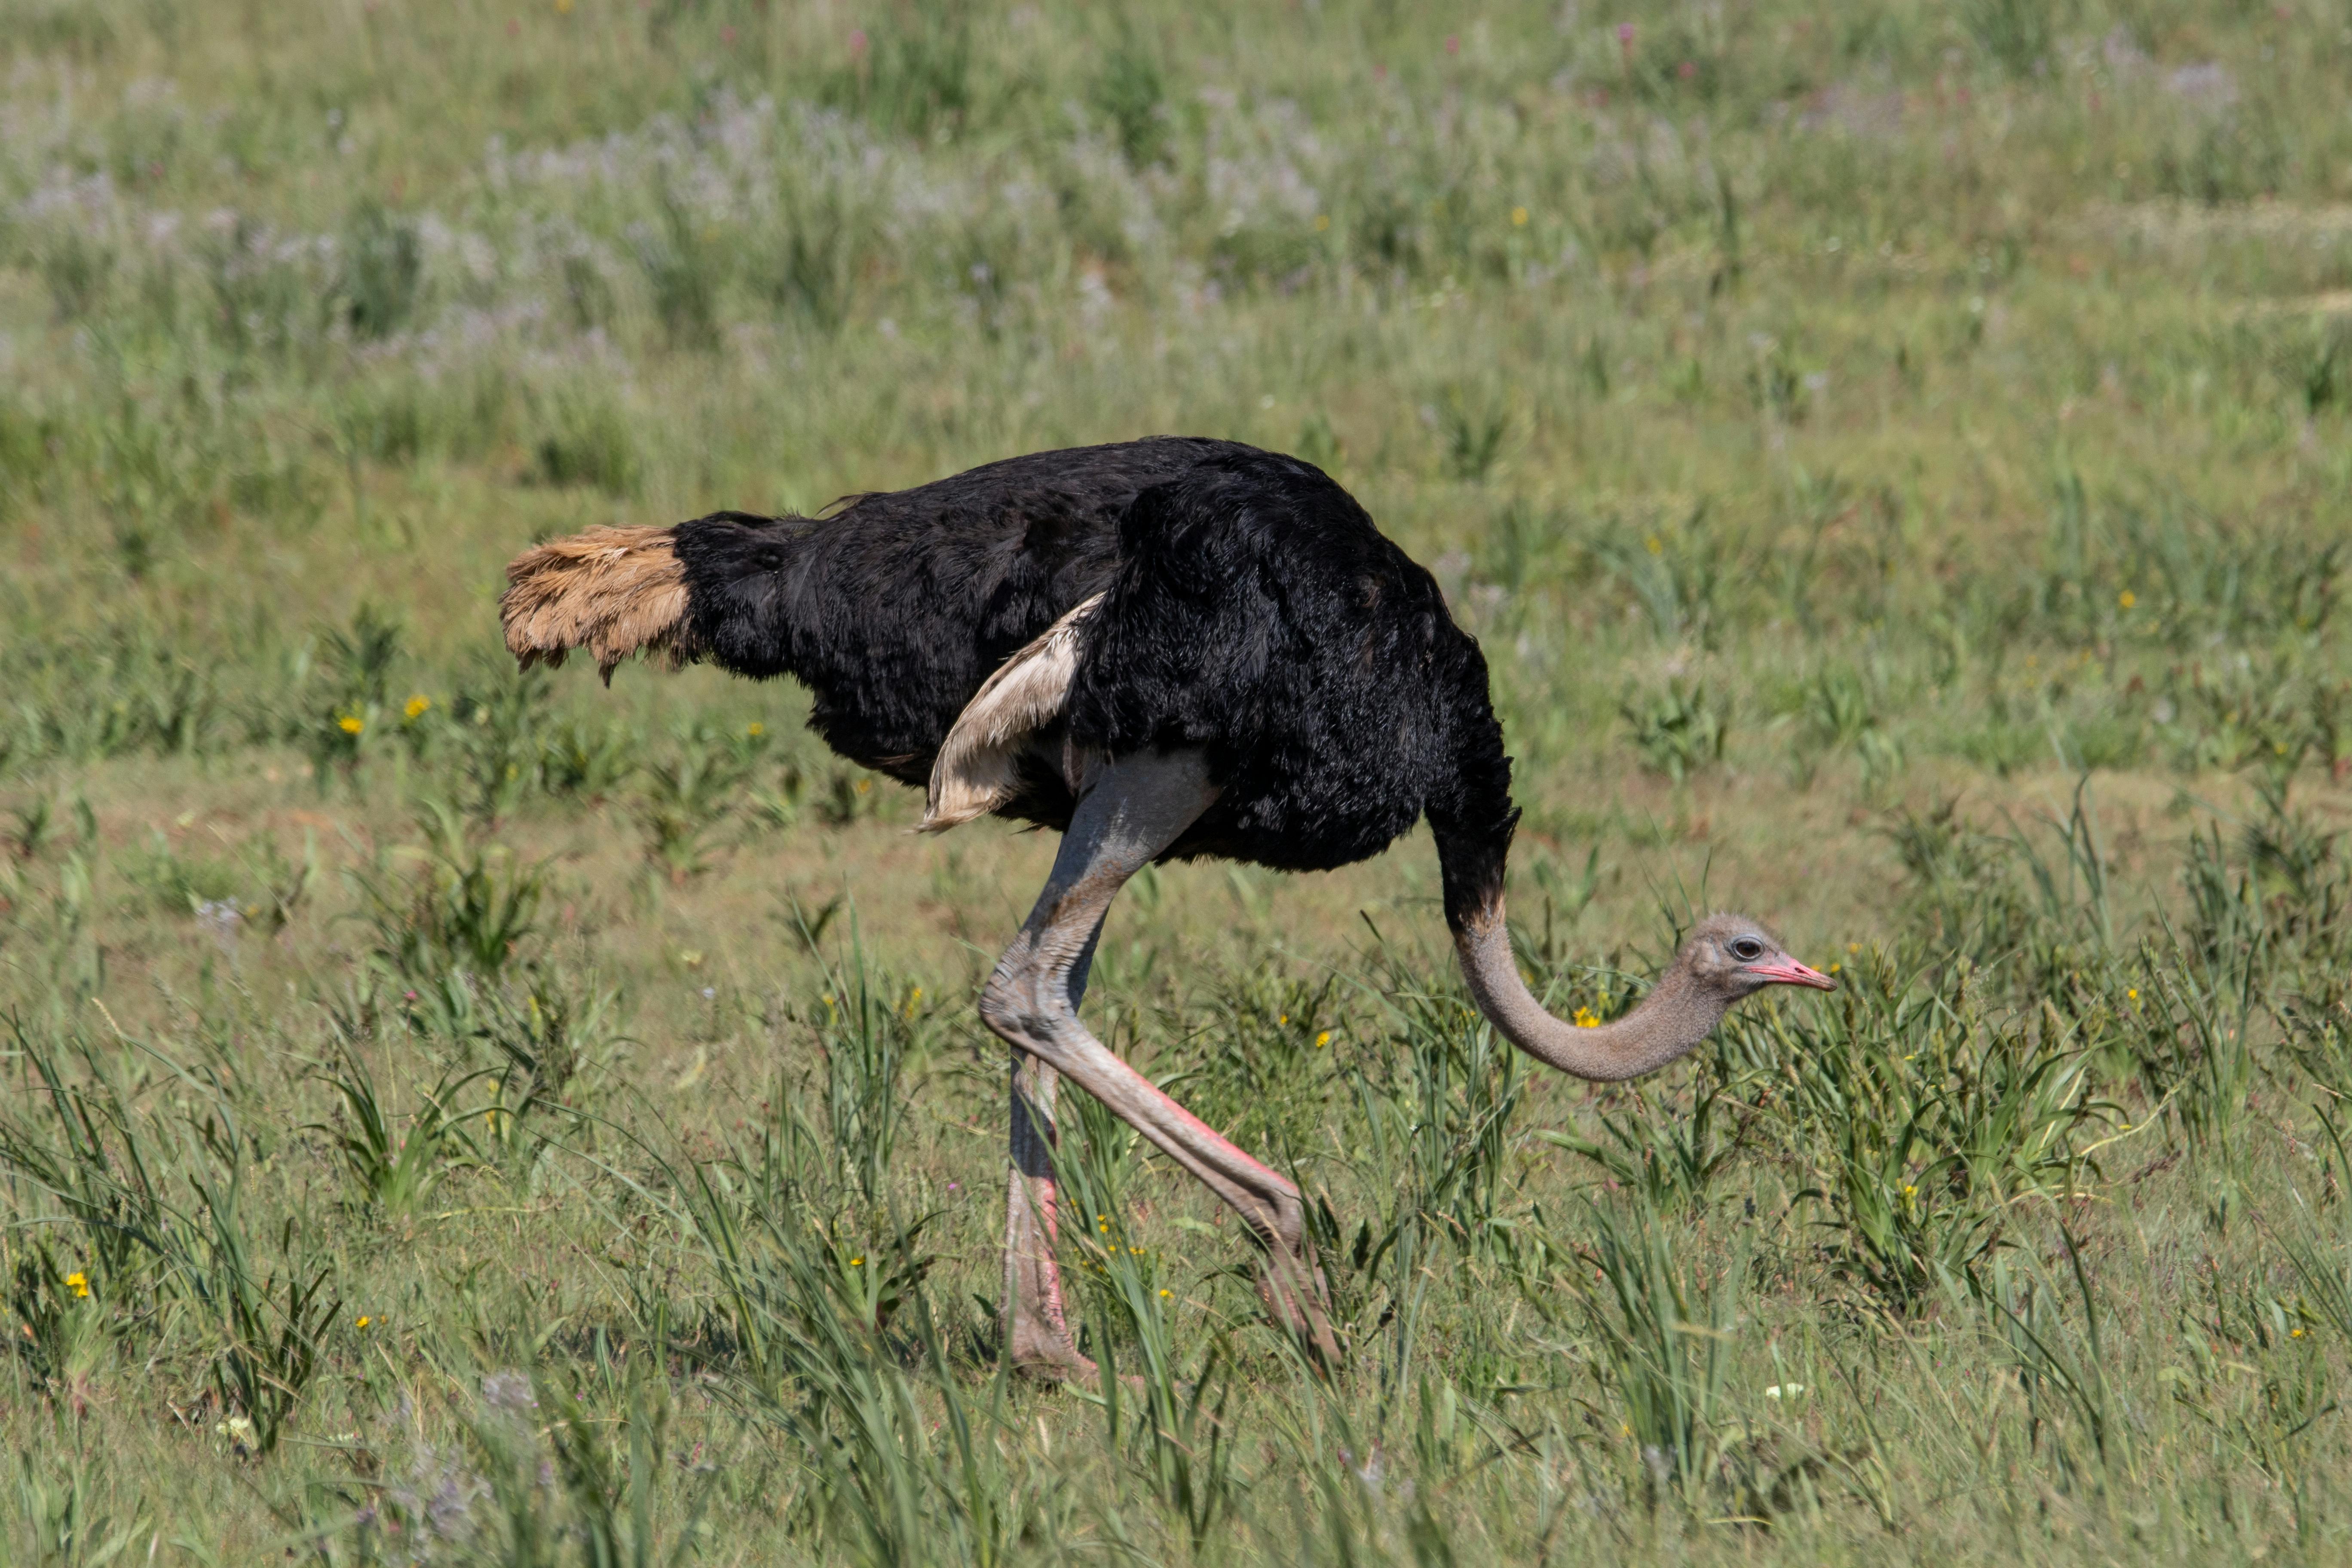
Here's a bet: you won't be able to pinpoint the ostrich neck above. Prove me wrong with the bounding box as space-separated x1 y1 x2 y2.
1452 908 1725 1083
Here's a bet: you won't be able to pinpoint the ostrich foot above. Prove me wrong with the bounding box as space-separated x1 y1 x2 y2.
1256 1239 1341 1366
1009 1331 1097 1384
1003 1164 1096 1382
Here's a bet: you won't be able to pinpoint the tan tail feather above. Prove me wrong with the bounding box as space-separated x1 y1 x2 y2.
499 525 690 682
922 593 1105 833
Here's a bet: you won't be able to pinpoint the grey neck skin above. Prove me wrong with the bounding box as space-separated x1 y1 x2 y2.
1452 908 1727 1083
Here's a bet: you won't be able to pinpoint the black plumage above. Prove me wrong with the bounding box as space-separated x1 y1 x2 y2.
499 433 1837 1375
665 438 1518 921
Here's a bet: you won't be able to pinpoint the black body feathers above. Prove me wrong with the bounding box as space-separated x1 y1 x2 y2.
667 438 1518 920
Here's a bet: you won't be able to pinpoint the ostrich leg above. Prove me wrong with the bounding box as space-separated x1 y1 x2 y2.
983 749 1340 1378
999 917 1103 1378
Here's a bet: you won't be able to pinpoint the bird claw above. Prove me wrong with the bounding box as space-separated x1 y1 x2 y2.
1010 1345 1101 1385
1256 1253 1343 1367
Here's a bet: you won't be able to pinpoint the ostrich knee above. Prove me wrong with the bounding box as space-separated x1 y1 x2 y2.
978 964 1056 1054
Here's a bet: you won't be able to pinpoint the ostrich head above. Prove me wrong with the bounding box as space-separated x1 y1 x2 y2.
1674 913 1839 1003
1453 909 1833 1084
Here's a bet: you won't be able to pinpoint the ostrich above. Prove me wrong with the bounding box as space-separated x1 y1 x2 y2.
500 437 1833 1375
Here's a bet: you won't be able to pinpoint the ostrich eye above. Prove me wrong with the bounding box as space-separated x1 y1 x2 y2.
1730 938 1763 962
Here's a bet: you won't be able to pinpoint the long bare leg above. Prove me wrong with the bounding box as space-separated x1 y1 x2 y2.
999 919 1103 1377
986 750 1338 1378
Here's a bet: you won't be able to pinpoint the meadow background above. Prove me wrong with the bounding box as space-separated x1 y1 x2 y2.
4 0 2352 1561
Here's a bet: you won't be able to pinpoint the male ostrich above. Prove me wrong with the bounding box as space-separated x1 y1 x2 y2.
500 437 1832 1375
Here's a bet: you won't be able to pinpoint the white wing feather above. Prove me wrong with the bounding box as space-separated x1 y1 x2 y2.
922 593 1105 832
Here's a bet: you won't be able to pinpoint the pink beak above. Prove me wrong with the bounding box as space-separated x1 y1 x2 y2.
1745 958 1837 991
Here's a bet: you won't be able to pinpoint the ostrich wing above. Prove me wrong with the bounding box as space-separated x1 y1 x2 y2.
922 593 1106 832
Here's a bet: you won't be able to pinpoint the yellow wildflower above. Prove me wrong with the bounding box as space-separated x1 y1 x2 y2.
337 714 364 735
1572 1006 1601 1029
849 1257 864 1268
1511 206 1529 226
355 1315 373 1329
747 722 764 737
66 1272 90 1299
1160 1288 1173 1299
1316 1031 1331 1047
2118 590 2136 609
1644 536 1663 555
403 694 431 720
1314 214 1331 232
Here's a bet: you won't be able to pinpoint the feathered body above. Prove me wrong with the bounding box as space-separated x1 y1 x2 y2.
506 437 1519 912
500 435 1834 1378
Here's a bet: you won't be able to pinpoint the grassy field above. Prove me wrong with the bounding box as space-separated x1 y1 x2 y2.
7 0 2352 1560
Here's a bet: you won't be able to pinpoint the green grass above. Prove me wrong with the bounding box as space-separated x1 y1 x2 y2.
6 0 2352 1560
